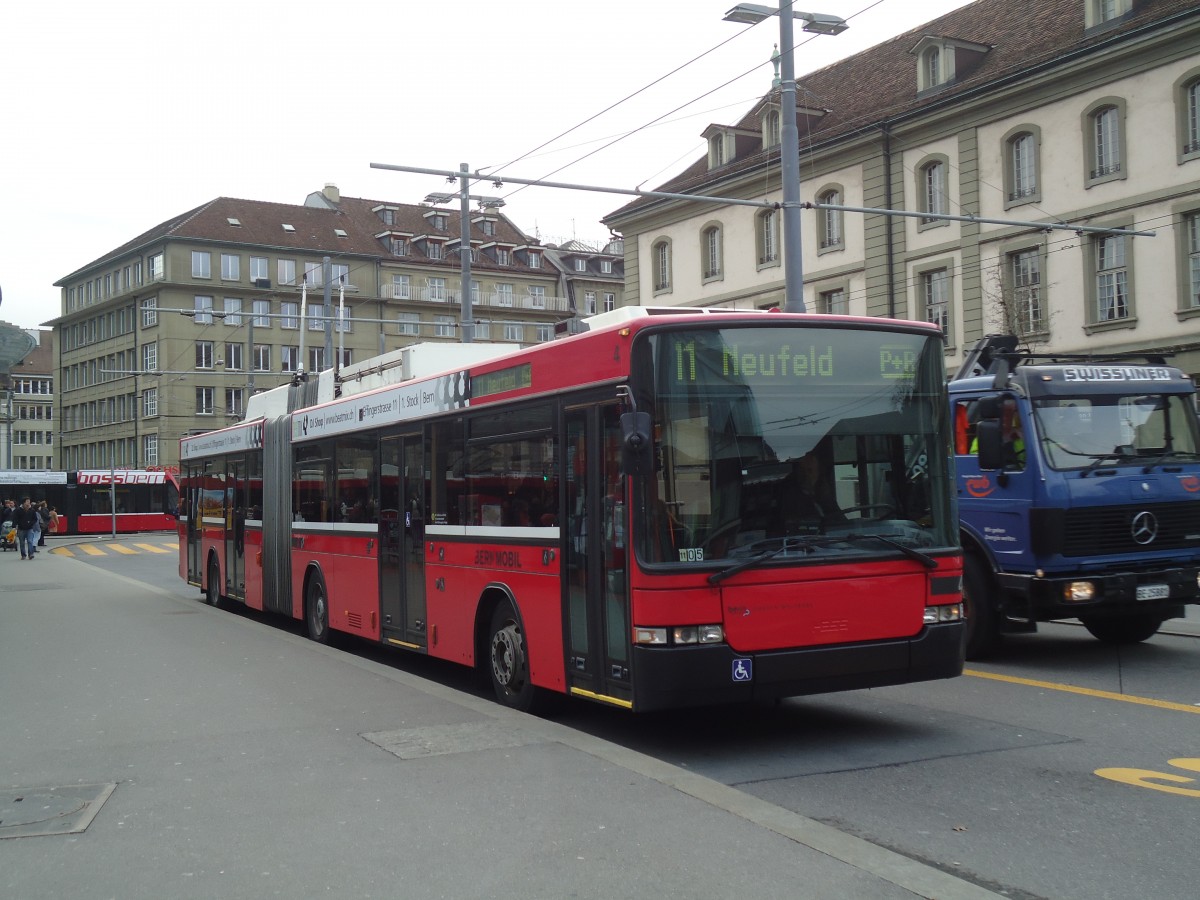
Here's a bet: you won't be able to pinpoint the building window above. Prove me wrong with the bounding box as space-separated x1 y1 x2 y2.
434 316 455 338
529 286 546 309
143 342 157 371
758 209 779 266
817 288 847 315
480 220 495 236
396 313 419 337
221 253 240 281
226 388 244 417
281 346 301 372
601 259 613 274
280 301 298 329
309 347 326 372
574 258 587 272
1187 213 1200 309
923 45 942 89
653 240 672 293
504 323 523 342
192 251 211 279
427 242 443 262
143 435 158 467
919 158 948 227
427 277 447 302
817 187 843 251
303 262 323 287
1006 129 1040 204
430 214 446 231
308 305 325 331
497 248 512 266
335 305 352 333
252 299 270 327
1009 248 1045 333
604 292 616 312
225 342 243 371
331 263 349 286
223 297 243 326
496 283 513 307
1176 72 1200 161
702 225 723 280
278 259 296 286
1086 0 1131 29
391 237 408 256
391 274 411 300
584 290 597 315
141 298 157 327
250 256 269 282
536 324 553 342
194 295 214 324
196 387 215 416
148 253 164 281
474 320 490 341
921 268 951 333
195 341 214 370
143 388 158 418
1085 99 1126 185
528 252 541 269
1094 234 1129 322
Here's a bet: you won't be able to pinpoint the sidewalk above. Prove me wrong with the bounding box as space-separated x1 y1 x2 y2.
0 545 1003 900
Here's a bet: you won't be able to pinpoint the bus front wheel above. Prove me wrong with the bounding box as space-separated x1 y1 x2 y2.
205 559 222 607
306 574 330 644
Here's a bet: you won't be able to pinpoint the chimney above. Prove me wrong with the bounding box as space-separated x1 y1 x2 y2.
323 183 340 203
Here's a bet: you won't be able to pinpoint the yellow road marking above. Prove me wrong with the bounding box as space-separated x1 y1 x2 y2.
133 543 171 554
50 547 74 556
965 668 1200 714
109 544 139 554
79 544 108 556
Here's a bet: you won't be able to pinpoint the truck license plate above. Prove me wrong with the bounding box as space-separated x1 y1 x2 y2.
1136 584 1169 601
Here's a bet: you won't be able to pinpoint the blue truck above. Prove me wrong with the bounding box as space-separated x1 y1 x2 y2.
950 335 1200 657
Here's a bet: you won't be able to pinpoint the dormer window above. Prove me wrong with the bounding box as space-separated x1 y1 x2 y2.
390 237 408 256
497 248 512 266
480 219 495 236
911 36 990 94
763 109 781 149
574 259 586 272
1086 0 1132 30
601 260 613 274
431 214 446 231
528 252 541 269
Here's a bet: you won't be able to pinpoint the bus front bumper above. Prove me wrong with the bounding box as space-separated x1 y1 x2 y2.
629 622 964 712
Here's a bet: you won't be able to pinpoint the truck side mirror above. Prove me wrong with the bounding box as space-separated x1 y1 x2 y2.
975 419 1004 471
620 412 652 475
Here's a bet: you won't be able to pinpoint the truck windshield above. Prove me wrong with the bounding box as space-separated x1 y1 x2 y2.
635 326 956 565
1032 393 1200 470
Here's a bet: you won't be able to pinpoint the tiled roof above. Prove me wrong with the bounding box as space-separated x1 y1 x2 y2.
607 0 1200 220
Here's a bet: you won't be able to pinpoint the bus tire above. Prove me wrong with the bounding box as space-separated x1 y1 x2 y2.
1081 613 1163 645
205 558 222 608
305 572 330 644
963 552 1001 659
487 599 564 715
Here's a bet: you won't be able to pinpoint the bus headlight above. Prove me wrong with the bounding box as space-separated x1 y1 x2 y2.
1063 581 1096 602
673 625 725 644
634 627 667 645
923 603 963 624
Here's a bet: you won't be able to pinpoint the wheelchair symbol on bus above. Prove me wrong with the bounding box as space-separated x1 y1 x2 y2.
732 658 753 682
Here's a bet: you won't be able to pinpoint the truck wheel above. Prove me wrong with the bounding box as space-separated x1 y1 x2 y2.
963 554 1001 659
1081 614 1163 645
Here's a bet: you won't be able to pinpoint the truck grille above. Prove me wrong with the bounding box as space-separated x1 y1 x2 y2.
1061 502 1200 556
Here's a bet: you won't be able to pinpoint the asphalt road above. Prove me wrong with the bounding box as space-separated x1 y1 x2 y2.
19 535 1200 899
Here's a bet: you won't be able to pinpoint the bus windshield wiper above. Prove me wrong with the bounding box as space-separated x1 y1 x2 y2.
707 536 816 585
837 533 939 569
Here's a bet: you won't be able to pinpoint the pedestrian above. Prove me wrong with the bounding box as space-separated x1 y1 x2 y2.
47 506 61 537
13 498 40 560
37 500 51 547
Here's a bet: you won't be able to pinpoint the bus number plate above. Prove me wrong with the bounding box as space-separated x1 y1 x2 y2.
1136 584 1169 601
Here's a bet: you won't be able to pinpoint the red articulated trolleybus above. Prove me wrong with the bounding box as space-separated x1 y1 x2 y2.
179 308 964 712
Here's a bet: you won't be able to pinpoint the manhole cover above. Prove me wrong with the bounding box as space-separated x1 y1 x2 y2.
0 784 116 839
363 722 543 759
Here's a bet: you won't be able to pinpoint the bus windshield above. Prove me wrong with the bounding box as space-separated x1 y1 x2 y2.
637 326 955 565
1032 393 1200 470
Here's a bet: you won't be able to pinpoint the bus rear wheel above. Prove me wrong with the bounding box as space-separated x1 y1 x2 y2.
1081 613 1163 645
306 574 330 644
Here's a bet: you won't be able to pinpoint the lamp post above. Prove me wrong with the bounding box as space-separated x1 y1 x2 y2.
723 3 847 313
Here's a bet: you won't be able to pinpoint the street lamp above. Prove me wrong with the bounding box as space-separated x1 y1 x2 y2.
425 166 505 343
723 3 847 313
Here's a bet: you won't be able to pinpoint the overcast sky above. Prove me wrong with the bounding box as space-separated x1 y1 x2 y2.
0 0 974 330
